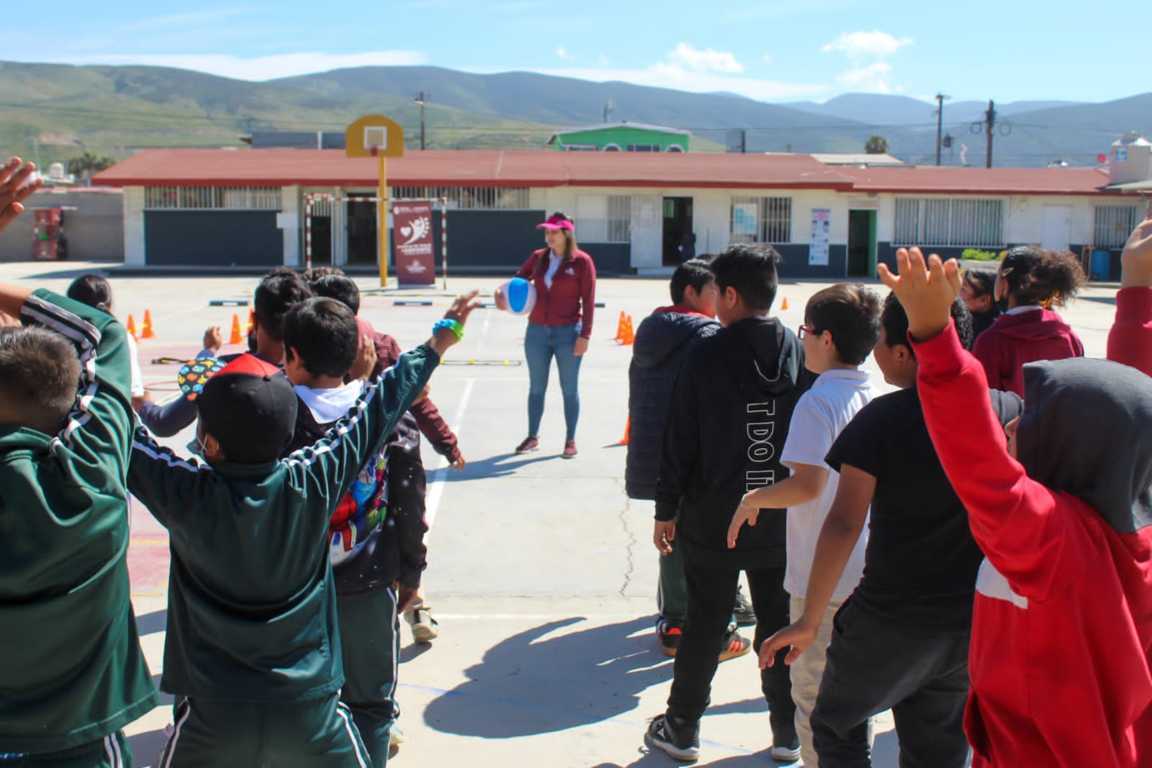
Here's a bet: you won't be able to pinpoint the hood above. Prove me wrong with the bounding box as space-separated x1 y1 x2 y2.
1018 358 1152 534
631 309 719 369
294 381 365 425
992 309 1074 342
726 317 804 398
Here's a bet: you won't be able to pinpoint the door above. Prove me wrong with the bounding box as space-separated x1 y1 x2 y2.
1041 206 1072 252
847 210 877 277
630 195 662 269
346 194 378 265
663 197 694 266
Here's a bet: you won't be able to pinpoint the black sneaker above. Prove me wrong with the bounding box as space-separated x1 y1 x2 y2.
734 585 757 627
645 714 700 763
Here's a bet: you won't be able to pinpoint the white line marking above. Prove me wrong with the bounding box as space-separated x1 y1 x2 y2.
423 377 474 532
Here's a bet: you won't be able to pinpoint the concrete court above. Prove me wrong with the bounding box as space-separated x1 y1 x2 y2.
0 260 1124 767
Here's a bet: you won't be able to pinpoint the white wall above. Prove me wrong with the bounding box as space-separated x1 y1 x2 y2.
280 186 301 267
123 187 146 267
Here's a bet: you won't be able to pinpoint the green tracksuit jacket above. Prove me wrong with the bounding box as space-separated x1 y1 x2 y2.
0 290 158 754
126 344 438 703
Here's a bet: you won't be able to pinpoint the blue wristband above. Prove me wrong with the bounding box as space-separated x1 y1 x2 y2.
433 318 464 341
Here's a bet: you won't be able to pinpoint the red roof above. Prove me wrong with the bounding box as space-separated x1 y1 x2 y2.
92 148 1125 197
835 165 1118 196
93 149 853 190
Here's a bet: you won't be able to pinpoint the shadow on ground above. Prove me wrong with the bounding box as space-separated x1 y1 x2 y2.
440 452 559 482
424 617 675 737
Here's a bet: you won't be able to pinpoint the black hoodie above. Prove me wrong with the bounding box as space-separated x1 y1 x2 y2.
626 306 720 500
656 316 814 568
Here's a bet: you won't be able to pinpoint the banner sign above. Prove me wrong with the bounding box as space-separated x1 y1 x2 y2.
393 201 436 286
809 208 831 266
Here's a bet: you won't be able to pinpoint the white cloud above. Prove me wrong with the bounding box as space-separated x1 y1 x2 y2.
57 51 428 81
822 31 912 59
555 47 571 60
835 62 894 93
667 43 744 74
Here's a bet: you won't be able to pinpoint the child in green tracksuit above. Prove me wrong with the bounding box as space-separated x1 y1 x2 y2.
126 293 478 768
0 285 158 766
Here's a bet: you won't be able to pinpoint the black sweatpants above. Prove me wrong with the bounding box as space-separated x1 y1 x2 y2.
811 599 971 768
667 546 796 747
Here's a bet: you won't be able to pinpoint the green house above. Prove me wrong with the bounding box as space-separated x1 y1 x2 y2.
546 122 691 152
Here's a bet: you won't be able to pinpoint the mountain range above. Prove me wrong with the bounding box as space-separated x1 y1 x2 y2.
1 60 1147 168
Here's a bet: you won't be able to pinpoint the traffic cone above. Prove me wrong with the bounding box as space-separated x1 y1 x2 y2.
615 417 631 446
619 314 635 346
125 314 137 339
781 297 790 311
245 309 255 335
613 311 627 343
229 313 244 345
140 309 155 340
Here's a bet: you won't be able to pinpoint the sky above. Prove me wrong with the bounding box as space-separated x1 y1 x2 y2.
4 1 1144 104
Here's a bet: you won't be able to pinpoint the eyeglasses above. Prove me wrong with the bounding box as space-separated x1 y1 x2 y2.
798 324 817 340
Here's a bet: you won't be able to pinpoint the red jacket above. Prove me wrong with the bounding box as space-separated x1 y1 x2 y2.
914 288 1152 768
516 248 597 339
972 308 1084 396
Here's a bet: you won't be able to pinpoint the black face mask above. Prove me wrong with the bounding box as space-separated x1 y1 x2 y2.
1017 358 1152 534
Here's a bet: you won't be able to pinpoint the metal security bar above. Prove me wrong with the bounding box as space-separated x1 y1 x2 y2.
607 195 632 243
144 187 281 210
1094 205 1141 248
894 198 1004 248
389 187 530 210
731 197 793 243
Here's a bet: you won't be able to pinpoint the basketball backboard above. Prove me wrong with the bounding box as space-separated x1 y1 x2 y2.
346 115 405 158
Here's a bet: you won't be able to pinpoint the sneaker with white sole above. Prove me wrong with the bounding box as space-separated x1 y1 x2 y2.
406 605 440 644
770 743 801 763
645 714 700 763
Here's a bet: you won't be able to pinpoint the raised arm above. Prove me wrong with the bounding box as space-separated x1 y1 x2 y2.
1108 217 1152 375
882 249 1079 600
0 158 43 234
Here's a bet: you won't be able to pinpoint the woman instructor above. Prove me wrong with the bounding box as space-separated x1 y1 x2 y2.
508 212 597 459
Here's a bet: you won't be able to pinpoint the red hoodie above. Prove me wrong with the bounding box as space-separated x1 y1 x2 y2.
914 288 1152 768
516 248 597 339
972 308 1084 396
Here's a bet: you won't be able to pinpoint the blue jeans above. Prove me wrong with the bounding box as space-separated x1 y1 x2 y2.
525 323 583 442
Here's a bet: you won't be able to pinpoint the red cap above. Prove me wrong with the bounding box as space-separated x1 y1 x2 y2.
536 212 575 232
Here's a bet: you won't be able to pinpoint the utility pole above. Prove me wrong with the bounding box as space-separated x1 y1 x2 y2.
603 98 614 123
984 100 996 169
415 92 428 150
934 93 949 166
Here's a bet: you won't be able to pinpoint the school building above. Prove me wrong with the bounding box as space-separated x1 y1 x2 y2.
93 137 1150 280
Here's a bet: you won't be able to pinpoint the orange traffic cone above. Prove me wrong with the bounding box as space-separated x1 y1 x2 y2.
229 313 244 345
140 309 155 339
616 417 631 446
125 314 138 338
245 309 255 335
613 311 627 343
619 314 635 346
781 297 790 311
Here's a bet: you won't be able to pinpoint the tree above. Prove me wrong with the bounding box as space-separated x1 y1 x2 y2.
865 135 889 155
66 152 116 183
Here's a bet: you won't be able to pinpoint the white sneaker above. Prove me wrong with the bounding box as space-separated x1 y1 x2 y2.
770 744 801 763
406 606 440 644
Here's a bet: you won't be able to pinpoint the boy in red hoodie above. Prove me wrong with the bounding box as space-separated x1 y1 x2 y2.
971 246 1085 396
877 220 1152 767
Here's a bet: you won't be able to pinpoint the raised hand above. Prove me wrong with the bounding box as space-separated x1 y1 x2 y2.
349 334 378 381
0 158 42 234
431 291 482 356
1121 216 1152 289
877 247 962 341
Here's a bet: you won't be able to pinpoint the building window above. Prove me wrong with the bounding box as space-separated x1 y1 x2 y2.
894 198 1004 248
627 144 660 152
144 187 281 211
564 144 598 151
1094 205 1141 248
390 187 531 210
731 197 792 243
577 194 631 243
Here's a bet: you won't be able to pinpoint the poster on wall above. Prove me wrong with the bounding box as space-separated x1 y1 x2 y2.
393 201 436 287
809 208 831 266
732 202 759 239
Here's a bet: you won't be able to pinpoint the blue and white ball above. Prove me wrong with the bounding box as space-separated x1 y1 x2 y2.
498 277 537 316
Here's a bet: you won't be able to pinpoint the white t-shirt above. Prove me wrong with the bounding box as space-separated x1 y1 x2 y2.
544 251 563 288
781 368 875 602
125 334 145 398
